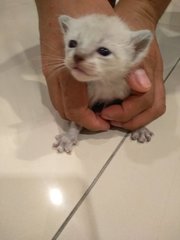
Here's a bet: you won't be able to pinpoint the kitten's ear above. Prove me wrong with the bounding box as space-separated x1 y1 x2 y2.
131 30 153 65
58 15 74 34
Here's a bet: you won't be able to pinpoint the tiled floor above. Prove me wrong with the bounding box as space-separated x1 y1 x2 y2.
0 1 180 240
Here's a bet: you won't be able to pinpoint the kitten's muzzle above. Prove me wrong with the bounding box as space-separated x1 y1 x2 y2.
74 54 84 63
72 66 91 77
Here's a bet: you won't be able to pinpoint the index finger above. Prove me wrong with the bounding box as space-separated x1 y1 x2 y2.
101 89 154 123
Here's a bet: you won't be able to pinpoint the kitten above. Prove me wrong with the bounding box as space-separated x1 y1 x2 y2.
53 14 153 153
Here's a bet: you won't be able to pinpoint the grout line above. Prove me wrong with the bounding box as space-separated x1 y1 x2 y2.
51 55 180 240
164 57 180 83
51 133 129 240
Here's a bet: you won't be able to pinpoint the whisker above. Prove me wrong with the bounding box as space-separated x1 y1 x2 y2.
41 52 64 58
45 62 66 69
42 55 65 61
47 66 67 78
42 60 65 65
47 65 66 72
43 63 66 69
41 41 62 53
42 55 64 59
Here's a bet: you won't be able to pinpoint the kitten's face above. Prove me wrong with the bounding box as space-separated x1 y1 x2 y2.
59 15 152 83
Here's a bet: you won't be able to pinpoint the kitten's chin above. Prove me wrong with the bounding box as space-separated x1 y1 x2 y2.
71 69 99 82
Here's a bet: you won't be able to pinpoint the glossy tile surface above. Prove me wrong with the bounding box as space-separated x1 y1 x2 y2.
59 61 180 240
1 0 180 239
157 0 180 77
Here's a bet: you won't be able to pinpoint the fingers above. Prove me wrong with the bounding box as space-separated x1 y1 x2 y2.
68 108 110 131
96 41 164 132
101 56 155 123
110 69 166 130
111 99 166 130
101 90 153 122
111 102 165 130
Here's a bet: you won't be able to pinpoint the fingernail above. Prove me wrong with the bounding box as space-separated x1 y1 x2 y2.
134 69 151 89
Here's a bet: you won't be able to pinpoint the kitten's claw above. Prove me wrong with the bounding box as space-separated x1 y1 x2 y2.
53 133 78 153
131 127 153 143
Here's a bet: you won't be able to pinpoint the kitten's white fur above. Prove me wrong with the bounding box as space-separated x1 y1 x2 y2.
53 14 153 153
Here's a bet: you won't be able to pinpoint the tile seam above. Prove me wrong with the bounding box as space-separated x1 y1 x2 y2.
51 133 129 240
164 57 180 83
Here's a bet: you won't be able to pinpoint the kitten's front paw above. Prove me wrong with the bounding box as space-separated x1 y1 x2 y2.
53 133 78 153
131 127 153 143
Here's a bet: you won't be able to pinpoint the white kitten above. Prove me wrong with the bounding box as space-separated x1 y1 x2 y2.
53 14 153 153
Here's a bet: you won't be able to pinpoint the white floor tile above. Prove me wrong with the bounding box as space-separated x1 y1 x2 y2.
160 0 180 27
157 1 180 77
59 62 180 240
0 0 180 239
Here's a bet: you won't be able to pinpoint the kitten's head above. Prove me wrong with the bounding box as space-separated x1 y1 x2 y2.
59 14 152 82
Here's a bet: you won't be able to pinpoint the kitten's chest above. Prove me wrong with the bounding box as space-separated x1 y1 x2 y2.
87 79 130 106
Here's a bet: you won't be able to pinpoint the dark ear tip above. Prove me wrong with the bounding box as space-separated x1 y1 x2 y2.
143 30 153 41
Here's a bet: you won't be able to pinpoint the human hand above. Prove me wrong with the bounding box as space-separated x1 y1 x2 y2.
35 0 117 131
47 69 110 131
101 38 166 130
100 0 166 131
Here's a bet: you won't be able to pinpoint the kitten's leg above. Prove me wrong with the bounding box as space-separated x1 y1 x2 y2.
53 122 82 153
131 127 153 143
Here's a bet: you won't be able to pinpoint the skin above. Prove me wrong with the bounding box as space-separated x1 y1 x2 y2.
35 0 171 131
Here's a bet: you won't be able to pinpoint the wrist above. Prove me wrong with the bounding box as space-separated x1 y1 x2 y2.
115 0 160 31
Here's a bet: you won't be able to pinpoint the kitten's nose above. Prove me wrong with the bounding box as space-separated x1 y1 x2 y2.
74 54 84 63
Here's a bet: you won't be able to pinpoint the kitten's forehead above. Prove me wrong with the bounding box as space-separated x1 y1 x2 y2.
66 15 129 50
68 21 108 46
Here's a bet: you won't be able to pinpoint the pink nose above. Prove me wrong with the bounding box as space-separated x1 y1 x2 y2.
74 54 84 63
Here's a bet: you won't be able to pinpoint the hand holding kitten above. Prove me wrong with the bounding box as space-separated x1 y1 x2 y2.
36 0 167 132
101 1 166 130
102 39 166 130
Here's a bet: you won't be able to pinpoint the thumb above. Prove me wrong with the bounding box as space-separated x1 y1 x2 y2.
127 69 152 93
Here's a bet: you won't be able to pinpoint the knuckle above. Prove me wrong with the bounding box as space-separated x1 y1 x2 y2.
155 103 166 117
66 106 86 121
119 108 131 123
126 123 138 131
121 115 130 123
124 125 136 131
144 95 154 108
122 120 139 131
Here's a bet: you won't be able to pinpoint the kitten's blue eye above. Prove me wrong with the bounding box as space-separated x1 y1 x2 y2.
68 40 77 48
97 47 111 56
